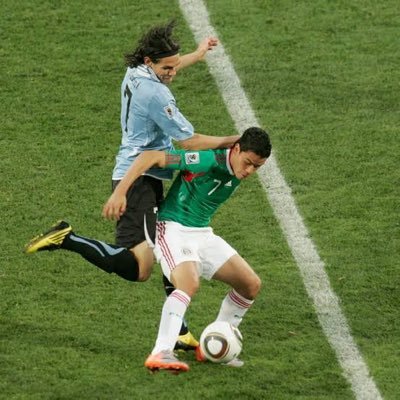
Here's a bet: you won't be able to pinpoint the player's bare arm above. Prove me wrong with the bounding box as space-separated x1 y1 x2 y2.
177 37 218 70
102 151 167 220
179 133 240 150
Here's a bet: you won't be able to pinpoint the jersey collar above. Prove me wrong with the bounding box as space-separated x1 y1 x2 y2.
135 65 161 83
226 148 234 175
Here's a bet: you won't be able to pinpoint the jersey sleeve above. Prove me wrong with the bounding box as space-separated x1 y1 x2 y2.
149 88 194 141
164 150 217 173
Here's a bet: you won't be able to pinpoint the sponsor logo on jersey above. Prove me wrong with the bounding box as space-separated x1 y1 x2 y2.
164 105 174 119
185 152 200 164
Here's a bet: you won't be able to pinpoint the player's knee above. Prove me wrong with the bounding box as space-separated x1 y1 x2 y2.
132 243 154 282
137 261 153 282
137 268 152 282
245 274 262 300
185 279 200 297
171 262 200 297
175 276 199 298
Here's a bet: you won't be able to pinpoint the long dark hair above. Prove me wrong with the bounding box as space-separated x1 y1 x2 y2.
125 20 180 67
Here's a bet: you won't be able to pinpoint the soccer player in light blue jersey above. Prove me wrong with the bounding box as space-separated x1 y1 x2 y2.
103 127 272 373
25 21 239 352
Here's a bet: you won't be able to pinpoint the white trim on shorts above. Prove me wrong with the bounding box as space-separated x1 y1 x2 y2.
154 220 237 281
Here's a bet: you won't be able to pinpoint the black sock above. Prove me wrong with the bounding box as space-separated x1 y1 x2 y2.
163 275 189 335
61 232 139 281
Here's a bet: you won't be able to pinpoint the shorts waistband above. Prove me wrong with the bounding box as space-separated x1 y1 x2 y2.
156 220 212 233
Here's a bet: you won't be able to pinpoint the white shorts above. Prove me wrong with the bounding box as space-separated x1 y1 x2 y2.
154 221 237 281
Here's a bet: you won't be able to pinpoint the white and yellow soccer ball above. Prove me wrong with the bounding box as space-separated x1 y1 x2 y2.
199 321 243 363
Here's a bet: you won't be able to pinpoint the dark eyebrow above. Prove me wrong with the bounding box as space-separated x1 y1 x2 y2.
246 157 264 168
161 59 181 70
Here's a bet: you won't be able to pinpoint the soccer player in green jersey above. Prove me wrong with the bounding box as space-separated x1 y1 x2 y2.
24 21 238 352
103 127 272 373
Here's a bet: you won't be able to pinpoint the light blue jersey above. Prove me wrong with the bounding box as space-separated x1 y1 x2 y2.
112 65 194 180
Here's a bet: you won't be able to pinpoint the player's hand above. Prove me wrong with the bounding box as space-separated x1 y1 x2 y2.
102 192 127 221
196 37 218 60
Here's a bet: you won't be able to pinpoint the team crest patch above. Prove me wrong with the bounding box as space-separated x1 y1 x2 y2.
185 152 200 164
164 105 174 119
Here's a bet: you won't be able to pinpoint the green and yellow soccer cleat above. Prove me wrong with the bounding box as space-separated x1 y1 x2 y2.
24 220 72 253
174 331 200 351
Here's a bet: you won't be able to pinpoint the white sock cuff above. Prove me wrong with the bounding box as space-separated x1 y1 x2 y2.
170 289 191 307
229 289 254 309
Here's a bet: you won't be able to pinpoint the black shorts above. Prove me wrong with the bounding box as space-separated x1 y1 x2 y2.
112 176 164 249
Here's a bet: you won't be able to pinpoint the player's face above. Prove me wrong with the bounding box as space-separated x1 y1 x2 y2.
230 147 267 179
145 54 181 85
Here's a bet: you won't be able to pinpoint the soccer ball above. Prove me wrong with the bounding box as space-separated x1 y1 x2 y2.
199 321 243 363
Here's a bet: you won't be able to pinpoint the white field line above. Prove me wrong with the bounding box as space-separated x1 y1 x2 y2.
179 1 383 399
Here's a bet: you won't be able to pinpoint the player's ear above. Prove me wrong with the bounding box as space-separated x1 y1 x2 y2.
144 56 152 66
233 142 241 154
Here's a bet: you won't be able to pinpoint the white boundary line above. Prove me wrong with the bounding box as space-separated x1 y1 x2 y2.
179 1 383 399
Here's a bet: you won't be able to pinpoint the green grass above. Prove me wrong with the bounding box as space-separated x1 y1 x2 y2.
205 0 399 397
1 0 398 399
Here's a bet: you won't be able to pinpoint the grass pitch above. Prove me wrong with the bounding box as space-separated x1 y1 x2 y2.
1 1 398 399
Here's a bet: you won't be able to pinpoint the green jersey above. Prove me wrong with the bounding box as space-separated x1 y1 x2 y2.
158 149 241 227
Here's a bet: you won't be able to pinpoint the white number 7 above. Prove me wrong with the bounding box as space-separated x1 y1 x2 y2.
208 179 222 195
